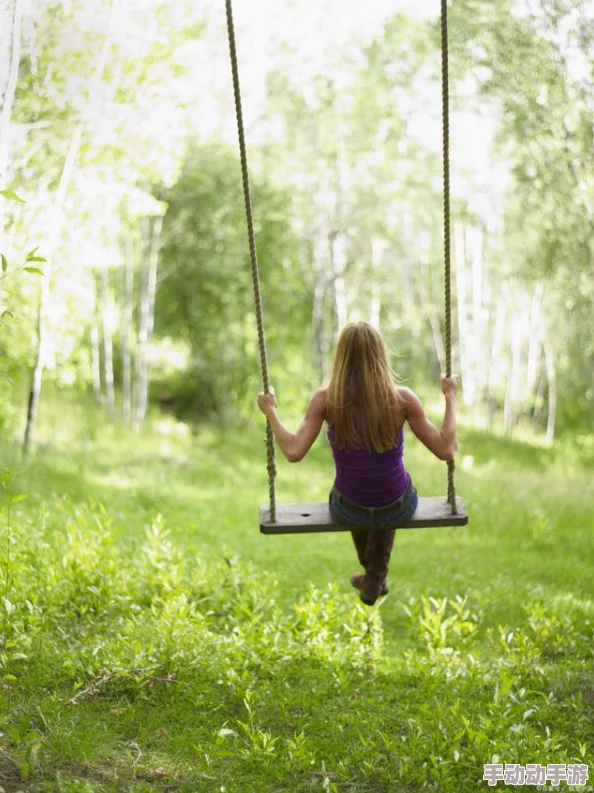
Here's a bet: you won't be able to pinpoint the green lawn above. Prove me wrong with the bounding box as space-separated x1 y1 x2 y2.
1 394 593 792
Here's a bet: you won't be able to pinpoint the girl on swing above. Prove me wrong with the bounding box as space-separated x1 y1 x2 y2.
257 321 458 606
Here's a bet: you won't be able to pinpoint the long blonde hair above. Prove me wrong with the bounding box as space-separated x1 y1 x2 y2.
326 322 403 452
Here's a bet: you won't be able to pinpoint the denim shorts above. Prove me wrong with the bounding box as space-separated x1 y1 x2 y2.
329 478 419 529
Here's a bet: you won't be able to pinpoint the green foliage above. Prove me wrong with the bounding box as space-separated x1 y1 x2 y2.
453 0 594 430
0 395 592 791
2 0 593 438
155 144 311 419
0 491 591 790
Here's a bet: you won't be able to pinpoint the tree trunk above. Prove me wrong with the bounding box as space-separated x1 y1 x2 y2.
0 0 24 252
100 265 115 414
369 235 384 329
90 273 102 402
146 216 162 342
454 222 471 406
90 322 101 401
330 230 348 332
487 280 508 429
543 331 556 445
526 281 543 392
503 302 523 435
532 371 546 428
469 225 486 423
22 0 118 460
417 243 446 375
23 124 84 459
121 235 134 423
428 311 446 374
310 230 330 381
312 276 326 378
136 215 162 427
133 216 159 431
411 267 446 375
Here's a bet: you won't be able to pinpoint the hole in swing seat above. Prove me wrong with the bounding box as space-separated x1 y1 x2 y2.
300 513 311 517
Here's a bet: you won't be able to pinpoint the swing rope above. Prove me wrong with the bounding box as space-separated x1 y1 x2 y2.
225 0 277 522
225 0 458 518
440 0 458 513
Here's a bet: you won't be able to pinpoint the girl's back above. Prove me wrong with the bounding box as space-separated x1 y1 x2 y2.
327 423 408 507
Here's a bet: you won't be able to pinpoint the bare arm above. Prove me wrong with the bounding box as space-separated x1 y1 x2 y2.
257 388 326 463
400 377 458 461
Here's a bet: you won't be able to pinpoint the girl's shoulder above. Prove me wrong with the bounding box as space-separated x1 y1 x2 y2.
394 386 413 425
307 387 328 416
395 386 416 404
313 387 329 422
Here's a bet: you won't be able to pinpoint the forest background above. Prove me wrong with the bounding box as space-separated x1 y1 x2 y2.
1 0 593 451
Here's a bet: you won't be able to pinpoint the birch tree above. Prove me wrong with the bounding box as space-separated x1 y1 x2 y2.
0 0 24 253
23 0 120 459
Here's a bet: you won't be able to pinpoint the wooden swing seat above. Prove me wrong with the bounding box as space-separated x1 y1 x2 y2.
260 496 467 535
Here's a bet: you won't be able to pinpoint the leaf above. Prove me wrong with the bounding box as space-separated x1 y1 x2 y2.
1 254 7 273
26 256 46 262
1 310 14 322
23 266 44 275
217 728 237 738
26 246 39 258
0 188 25 203
11 493 29 504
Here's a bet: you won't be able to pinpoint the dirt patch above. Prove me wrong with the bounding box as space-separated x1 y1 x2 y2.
0 748 24 792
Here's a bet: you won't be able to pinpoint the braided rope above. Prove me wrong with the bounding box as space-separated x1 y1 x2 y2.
441 0 458 514
225 0 276 521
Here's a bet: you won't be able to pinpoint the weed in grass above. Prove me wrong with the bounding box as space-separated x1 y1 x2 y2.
0 400 593 792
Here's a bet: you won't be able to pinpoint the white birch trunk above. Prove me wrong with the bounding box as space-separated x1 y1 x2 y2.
532 371 546 428
90 273 102 401
331 231 348 332
0 0 24 253
312 269 329 380
526 281 543 392
369 235 384 329
100 265 115 414
133 215 162 428
454 222 471 406
146 216 162 340
428 311 446 374
133 217 151 431
469 226 485 422
486 280 508 427
23 0 119 459
503 289 524 435
543 331 557 445
306 221 330 379
121 236 134 423
503 347 516 435
90 323 101 401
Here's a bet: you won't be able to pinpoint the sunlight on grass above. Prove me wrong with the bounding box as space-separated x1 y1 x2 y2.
1 396 593 792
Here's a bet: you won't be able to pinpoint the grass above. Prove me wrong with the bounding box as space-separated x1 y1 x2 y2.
0 391 593 792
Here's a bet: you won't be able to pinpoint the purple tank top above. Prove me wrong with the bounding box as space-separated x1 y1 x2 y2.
327 425 409 507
